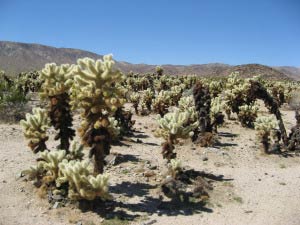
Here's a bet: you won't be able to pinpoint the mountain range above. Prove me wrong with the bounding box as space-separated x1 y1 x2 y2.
0 41 299 80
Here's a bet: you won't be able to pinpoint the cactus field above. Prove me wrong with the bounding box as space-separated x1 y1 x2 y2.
1 57 300 225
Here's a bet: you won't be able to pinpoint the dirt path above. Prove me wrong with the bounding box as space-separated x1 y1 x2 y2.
1 109 300 225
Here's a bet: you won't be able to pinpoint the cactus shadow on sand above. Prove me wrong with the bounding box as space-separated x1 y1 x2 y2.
77 170 232 221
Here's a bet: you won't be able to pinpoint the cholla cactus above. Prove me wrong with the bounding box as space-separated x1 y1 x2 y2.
170 85 183 106
155 109 198 160
23 150 66 184
57 160 111 200
152 90 171 116
238 103 259 128
71 55 125 173
129 92 140 114
20 107 50 153
178 95 198 124
141 88 154 111
210 96 225 131
66 141 84 161
40 63 75 151
209 80 223 97
168 159 182 178
107 116 121 141
254 115 279 153
156 66 164 77
193 82 214 146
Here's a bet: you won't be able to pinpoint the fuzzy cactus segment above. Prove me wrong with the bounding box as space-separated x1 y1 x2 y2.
57 160 111 201
20 107 50 153
40 63 74 98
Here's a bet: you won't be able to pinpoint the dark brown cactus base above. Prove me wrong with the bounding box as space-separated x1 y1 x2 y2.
114 107 135 136
162 142 176 160
87 125 111 174
28 138 48 153
49 93 75 152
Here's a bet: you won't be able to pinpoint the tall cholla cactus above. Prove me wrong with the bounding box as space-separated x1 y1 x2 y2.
57 160 111 200
155 109 198 160
20 107 50 153
210 96 225 131
40 63 75 151
71 55 125 174
193 82 214 146
129 92 140 114
141 88 154 111
254 115 279 153
238 103 259 128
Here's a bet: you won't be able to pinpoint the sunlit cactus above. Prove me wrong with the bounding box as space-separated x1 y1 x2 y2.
209 80 223 97
168 159 182 178
210 96 225 131
71 55 125 174
254 115 279 153
152 90 171 116
40 63 75 151
23 150 66 184
156 66 164 77
155 109 198 160
238 103 259 128
129 92 140 114
57 160 111 201
20 107 50 153
141 88 154 111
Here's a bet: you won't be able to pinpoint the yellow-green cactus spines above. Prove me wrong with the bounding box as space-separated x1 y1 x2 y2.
57 160 111 200
155 109 198 160
254 115 279 153
20 107 50 153
71 55 125 174
40 63 75 152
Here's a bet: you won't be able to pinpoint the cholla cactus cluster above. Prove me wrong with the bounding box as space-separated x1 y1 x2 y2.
152 90 171 116
57 160 110 200
20 107 50 153
238 103 259 128
254 115 279 153
23 148 110 201
155 109 198 160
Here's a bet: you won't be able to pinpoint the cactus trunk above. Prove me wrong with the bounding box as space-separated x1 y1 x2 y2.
49 93 75 152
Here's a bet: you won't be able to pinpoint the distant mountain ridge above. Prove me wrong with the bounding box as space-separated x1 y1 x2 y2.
0 41 299 80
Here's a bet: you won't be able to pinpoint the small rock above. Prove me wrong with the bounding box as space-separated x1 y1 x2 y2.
149 165 157 170
202 156 208 161
52 195 64 201
144 171 155 177
2 180 7 183
52 201 63 209
76 221 83 225
136 139 143 143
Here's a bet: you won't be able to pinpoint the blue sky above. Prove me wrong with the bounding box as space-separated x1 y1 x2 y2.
0 0 299 66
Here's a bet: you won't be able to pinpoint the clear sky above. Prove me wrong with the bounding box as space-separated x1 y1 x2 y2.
0 0 299 66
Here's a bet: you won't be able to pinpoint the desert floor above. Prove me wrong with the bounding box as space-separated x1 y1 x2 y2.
1 104 300 225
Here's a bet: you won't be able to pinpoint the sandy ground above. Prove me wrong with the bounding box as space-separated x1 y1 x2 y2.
1 104 300 225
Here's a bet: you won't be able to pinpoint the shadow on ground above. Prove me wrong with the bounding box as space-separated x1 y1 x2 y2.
78 168 232 222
